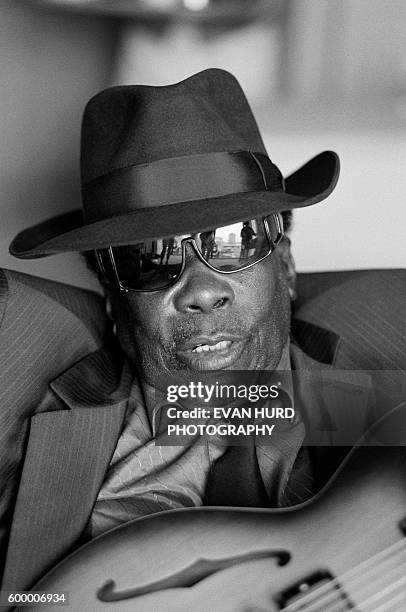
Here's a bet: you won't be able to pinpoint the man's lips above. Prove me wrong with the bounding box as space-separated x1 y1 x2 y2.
177 335 243 352
175 335 247 370
192 340 232 354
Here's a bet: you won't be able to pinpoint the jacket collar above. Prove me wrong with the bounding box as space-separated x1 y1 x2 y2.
2 346 132 592
291 317 340 365
49 344 131 410
288 326 374 491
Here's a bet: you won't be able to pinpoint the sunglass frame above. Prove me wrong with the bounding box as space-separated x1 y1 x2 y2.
95 213 284 293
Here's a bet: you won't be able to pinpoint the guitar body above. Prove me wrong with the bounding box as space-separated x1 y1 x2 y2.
26 445 406 611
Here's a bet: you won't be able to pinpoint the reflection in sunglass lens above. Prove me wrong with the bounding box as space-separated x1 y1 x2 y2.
194 218 269 271
111 241 183 291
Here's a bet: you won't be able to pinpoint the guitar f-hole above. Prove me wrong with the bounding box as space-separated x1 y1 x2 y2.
97 548 291 602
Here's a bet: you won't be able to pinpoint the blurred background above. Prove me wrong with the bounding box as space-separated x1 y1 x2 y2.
1 0 405 291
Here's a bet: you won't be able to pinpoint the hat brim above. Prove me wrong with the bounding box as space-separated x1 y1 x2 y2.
10 151 339 259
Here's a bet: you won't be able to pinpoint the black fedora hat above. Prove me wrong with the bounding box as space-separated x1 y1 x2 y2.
10 68 339 259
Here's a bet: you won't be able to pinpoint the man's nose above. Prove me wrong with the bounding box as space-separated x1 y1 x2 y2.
172 243 235 314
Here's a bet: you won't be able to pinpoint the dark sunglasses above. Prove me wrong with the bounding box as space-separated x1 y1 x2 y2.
95 213 284 292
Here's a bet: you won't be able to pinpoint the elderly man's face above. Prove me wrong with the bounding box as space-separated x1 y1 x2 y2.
111 238 295 386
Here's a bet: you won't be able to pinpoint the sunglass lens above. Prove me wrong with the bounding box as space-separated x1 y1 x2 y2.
108 241 183 290
195 218 270 271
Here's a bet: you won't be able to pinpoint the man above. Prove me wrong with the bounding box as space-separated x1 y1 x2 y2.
2 69 405 598
159 236 175 265
199 229 216 260
240 221 257 260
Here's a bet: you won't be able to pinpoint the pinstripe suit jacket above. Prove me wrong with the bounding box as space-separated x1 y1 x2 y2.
0 267 404 594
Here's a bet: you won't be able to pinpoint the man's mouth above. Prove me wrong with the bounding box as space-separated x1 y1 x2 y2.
192 340 232 353
176 335 246 370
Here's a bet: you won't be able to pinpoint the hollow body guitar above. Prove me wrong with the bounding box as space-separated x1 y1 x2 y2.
24 442 406 612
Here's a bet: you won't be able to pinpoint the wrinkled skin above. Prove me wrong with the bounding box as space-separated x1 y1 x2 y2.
110 237 296 390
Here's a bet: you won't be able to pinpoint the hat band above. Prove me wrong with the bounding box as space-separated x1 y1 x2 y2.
82 151 283 223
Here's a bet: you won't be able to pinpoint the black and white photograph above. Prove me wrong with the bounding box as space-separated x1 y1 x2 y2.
0 1 405 610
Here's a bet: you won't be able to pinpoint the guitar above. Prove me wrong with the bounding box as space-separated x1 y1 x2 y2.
24 427 406 611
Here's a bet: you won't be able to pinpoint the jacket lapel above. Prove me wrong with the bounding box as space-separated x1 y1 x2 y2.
288 325 375 490
255 320 375 499
2 348 131 592
290 330 374 446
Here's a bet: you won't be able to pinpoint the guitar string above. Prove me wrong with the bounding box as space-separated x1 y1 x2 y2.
371 587 406 612
303 577 406 612
278 571 406 612
279 539 406 612
279 539 406 611
292 557 406 612
279 548 406 612
325 575 406 612
353 574 406 612
302 572 406 612
312 552 406 612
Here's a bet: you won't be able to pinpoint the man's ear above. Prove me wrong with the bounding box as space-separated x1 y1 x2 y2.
278 236 297 301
